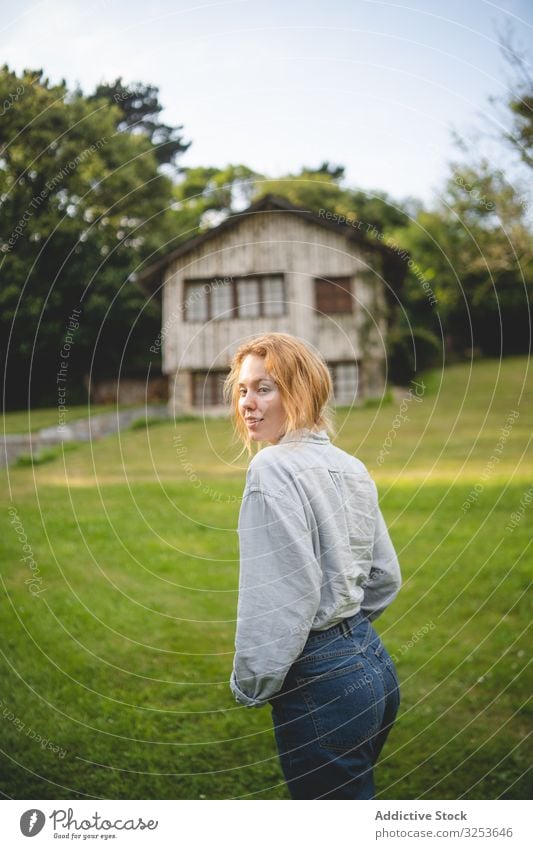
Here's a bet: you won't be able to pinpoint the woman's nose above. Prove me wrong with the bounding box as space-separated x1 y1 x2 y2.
242 392 257 409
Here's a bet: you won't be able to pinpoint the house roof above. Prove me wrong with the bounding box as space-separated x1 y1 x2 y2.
134 193 407 298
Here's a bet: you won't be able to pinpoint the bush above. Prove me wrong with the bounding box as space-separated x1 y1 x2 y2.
387 325 441 385
129 416 169 431
14 441 82 467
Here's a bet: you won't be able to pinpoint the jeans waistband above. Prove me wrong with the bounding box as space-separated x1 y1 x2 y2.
308 609 368 641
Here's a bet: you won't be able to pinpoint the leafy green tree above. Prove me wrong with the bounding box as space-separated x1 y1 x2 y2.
163 160 410 253
0 66 186 408
391 161 532 358
494 30 533 168
389 29 533 365
88 77 190 168
172 163 260 227
254 163 409 233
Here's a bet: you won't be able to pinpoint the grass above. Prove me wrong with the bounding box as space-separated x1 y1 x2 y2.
0 356 531 800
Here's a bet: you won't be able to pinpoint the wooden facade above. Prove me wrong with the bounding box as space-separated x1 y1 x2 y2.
137 195 405 415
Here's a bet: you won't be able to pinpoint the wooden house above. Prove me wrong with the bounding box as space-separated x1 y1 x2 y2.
137 195 406 415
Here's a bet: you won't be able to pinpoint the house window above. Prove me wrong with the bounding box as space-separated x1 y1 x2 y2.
315 276 353 314
330 361 360 405
185 281 209 321
211 280 234 319
184 279 235 321
183 274 286 321
236 277 260 318
191 371 228 407
261 275 285 317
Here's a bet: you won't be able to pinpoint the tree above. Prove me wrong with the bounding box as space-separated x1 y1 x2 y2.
254 164 409 234
389 29 533 363
159 161 410 254
88 77 190 169
172 163 259 227
495 29 533 168
0 66 186 408
391 161 532 358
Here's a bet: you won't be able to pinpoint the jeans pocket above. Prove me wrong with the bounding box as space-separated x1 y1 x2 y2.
295 660 380 753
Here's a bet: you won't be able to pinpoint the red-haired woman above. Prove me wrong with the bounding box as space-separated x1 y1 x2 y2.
225 332 402 800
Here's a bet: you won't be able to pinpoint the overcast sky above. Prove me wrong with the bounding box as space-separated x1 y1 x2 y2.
1 0 532 203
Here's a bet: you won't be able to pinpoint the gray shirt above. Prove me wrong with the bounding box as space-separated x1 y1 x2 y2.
230 427 402 707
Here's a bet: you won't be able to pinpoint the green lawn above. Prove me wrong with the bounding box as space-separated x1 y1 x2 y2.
1 356 531 800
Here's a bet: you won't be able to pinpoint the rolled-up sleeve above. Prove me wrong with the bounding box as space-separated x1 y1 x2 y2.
360 505 402 622
230 487 322 707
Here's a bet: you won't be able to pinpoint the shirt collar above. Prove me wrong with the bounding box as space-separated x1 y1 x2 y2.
277 427 330 444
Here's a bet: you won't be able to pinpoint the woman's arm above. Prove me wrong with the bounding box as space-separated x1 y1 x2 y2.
230 487 322 707
360 505 402 622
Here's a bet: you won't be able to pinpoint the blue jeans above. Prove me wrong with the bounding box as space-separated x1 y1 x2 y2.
269 610 400 799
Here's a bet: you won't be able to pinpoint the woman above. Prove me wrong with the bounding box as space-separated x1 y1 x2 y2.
225 332 402 800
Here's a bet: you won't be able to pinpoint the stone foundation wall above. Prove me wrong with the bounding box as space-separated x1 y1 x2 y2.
87 377 168 405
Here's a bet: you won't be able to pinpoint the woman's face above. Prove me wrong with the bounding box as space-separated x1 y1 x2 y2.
238 354 287 444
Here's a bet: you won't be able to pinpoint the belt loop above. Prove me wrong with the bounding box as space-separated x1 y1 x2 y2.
360 618 374 652
340 618 351 639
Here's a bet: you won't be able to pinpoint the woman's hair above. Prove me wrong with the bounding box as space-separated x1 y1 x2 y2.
223 332 335 454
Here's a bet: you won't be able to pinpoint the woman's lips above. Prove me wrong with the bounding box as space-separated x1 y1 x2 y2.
246 418 262 428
